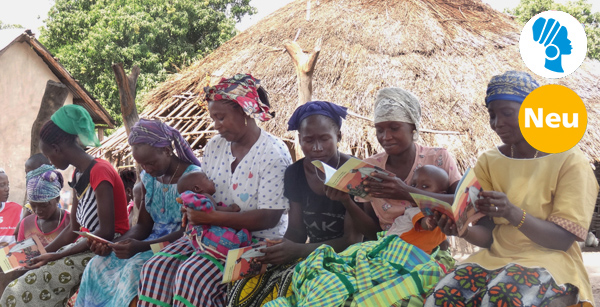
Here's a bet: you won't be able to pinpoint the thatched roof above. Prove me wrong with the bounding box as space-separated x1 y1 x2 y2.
90 0 600 170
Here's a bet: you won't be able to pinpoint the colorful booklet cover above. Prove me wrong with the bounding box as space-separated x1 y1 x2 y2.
410 168 485 236
0 235 47 273
73 231 114 245
311 157 392 199
222 242 267 284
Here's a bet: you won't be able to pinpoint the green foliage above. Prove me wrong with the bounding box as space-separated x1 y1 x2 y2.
509 0 600 60
0 20 24 29
40 0 255 125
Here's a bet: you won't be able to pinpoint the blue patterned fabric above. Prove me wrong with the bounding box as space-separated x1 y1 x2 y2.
75 164 201 307
485 71 540 106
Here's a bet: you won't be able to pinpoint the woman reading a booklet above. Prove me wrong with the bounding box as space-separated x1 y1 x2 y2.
75 119 202 307
426 71 598 307
137 74 291 307
1 105 130 307
227 101 363 306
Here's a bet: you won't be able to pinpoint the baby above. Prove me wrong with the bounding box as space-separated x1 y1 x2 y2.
386 165 450 254
177 171 251 259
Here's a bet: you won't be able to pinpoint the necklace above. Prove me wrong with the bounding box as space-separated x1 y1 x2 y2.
162 161 181 193
511 145 539 159
314 152 341 182
38 209 62 234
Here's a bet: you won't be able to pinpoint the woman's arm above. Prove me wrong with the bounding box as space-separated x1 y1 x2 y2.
364 173 458 203
477 191 577 251
436 212 495 248
184 208 284 231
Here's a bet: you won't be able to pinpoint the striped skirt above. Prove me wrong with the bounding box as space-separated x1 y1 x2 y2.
137 236 226 307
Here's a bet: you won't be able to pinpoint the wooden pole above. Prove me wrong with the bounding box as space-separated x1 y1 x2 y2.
30 80 69 155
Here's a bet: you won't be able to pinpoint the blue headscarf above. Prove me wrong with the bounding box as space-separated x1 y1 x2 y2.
26 164 63 202
287 101 348 131
485 71 540 106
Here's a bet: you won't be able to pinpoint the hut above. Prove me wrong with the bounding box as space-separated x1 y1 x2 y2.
88 0 600 232
0 29 115 204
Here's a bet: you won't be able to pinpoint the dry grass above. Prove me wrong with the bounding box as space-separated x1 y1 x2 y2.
90 0 600 171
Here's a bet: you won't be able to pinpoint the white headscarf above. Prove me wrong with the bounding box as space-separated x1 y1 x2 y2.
373 87 422 136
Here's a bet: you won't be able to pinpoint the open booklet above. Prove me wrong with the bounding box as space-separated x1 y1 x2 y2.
73 231 114 245
222 242 267 284
0 235 47 273
410 168 485 237
312 157 392 199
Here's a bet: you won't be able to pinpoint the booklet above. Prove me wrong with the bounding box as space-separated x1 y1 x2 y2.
311 157 393 198
0 235 47 273
222 242 267 284
73 231 114 245
410 168 485 236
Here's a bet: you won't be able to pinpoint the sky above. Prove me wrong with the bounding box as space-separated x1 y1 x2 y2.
0 0 598 35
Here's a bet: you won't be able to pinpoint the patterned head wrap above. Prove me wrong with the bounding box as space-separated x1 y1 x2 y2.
373 87 422 135
485 71 540 106
532 17 565 50
128 119 201 166
204 74 274 122
26 164 63 202
178 191 215 212
51 105 101 147
287 101 348 131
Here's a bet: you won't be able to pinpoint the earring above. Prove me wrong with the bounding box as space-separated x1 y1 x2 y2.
245 117 248 126
412 130 418 141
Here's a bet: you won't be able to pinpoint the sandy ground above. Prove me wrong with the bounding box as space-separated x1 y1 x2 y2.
583 251 600 305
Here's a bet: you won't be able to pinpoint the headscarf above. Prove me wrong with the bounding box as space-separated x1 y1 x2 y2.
485 71 540 106
287 101 348 131
204 74 274 122
51 105 101 147
26 164 62 202
128 119 201 166
533 17 565 50
373 87 422 135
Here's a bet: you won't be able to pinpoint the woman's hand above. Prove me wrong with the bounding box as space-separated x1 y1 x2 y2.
432 211 460 237
323 186 352 203
88 239 112 256
363 172 411 200
109 239 145 259
181 207 218 226
256 238 302 265
475 191 522 223
26 252 62 269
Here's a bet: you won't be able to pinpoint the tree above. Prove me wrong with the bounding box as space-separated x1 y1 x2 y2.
0 20 23 29
509 0 600 60
40 0 255 125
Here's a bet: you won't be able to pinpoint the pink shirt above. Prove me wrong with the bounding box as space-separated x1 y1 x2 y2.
357 144 461 230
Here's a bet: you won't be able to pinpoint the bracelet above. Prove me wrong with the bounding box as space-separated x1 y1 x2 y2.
516 210 527 229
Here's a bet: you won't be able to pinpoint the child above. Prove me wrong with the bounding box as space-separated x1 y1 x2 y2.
177 171 251 259
386 165 450 254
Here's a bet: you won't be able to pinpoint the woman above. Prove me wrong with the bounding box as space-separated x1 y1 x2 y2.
227 101 363 307
0 168 22 246
0 165 70 298
138 73 291 307
425 71 597 306
1 104 130 306
75 119 202 307
347 87 462 242
18 164 71 246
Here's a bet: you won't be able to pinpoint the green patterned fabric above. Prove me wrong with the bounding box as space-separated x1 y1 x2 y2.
265 235 445 307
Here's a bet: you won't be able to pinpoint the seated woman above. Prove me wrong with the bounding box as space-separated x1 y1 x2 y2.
0 169 22 246
1 105 129 307
75 119 202 307
0 165 71 298
267 88 463 307
426 71 598 307
227 101 363 307
138 74 291 307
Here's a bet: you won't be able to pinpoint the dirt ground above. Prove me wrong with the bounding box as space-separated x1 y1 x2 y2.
582 247 600 305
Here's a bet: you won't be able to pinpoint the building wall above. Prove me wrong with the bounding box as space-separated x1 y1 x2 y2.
0 41 73 205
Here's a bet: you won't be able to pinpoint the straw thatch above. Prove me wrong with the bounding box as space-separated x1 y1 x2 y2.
89 0 600 171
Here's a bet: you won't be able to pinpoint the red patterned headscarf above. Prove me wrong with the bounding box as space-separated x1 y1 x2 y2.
204 74 274 122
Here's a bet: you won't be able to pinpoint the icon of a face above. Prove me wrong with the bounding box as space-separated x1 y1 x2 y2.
552 26 572 55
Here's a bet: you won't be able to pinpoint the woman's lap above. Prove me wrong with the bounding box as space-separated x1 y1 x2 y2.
424 263 581 307
1 250 93 307
75 250 154 307
173 253 226 307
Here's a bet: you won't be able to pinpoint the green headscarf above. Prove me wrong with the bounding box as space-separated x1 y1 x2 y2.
51 105 100 147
